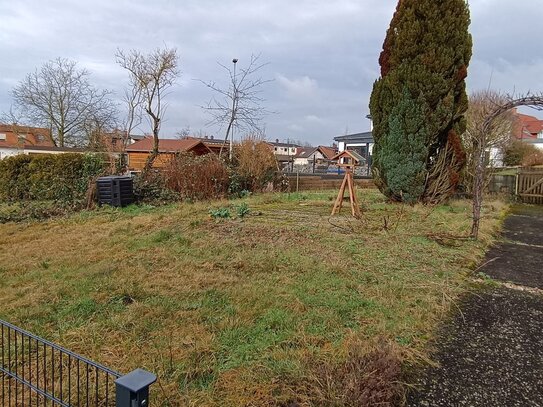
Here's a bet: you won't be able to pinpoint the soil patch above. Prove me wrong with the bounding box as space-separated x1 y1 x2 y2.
408 287 543 407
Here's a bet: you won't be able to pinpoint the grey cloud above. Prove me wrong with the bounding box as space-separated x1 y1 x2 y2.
0 0 542 145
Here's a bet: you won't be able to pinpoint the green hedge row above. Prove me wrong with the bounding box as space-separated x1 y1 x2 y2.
0 153 107 203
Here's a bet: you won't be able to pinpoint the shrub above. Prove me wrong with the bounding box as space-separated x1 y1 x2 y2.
503 140 543 166
165 152 229 201
0 153 107 203
0 201 74 223
370 0 472 203
132 171 180 204
230 137 279 194
522 148 543 167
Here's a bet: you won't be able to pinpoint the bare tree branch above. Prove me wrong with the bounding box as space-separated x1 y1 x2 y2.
471 91 543 238
197 54 273 159
462 90 514 194
11 58 117 147
116 47 179 170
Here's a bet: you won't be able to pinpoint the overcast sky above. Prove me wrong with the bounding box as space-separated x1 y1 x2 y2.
0 0 542 145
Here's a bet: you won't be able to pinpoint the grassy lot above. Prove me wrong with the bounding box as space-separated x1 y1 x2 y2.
0 190 506 406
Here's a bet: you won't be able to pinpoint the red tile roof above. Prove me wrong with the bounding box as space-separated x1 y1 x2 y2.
318 146 337 160
0 124 54 148
125 137 208 153
513 113 543 140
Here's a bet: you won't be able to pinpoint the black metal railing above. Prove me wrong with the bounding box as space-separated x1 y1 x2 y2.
1 319 156 406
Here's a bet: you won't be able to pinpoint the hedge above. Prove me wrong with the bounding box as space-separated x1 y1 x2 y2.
0 153 107 203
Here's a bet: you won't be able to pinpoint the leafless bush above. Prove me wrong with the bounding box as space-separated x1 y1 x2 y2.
230 135 279 192
165 152 229 200
522 148 543 167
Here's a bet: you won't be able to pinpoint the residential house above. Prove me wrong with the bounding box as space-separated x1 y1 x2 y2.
293 145 337 166
0 124 76 159
334 131 374 157
332 131 374 175
512 109 543 151
267 139 301 169
88 129 146 152
125 137 211 171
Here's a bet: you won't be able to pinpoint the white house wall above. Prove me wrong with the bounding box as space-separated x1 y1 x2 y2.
0 148 19 160
339 142 374 155
0 148 81 160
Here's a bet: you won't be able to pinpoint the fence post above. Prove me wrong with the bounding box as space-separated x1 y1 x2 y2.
115 369 157 407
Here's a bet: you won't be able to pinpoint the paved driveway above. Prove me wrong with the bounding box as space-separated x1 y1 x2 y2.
408 205 543 407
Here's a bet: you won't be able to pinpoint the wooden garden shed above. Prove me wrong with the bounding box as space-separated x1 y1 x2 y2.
126 137 211 171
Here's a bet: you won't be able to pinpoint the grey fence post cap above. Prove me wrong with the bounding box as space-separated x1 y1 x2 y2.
115 369 157 392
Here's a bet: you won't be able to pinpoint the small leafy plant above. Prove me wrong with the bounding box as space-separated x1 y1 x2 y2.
209 207 231 220
236 202 250 218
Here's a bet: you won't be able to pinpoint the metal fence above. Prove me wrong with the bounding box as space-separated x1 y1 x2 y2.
1 319 156 407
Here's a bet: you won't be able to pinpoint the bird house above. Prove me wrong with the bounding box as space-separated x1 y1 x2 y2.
330 150 363 218
332 150 363 169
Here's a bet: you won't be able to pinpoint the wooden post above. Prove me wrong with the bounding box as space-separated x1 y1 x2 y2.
331 168 361 218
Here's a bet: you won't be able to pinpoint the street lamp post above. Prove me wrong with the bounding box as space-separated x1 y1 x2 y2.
229 58 238 161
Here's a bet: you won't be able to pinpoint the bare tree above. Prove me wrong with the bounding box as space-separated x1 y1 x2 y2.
116 47 179 169
121 75 144 150
12 58 116 147
199 54 272 159
175 125 192 139
471 92 543 238
84 98 120 151
462 90 514 194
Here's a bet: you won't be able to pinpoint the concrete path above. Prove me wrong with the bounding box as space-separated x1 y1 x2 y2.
408 205 543 407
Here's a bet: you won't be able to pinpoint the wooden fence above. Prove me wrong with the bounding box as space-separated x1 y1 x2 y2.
287 175 375 192
518 169 543 204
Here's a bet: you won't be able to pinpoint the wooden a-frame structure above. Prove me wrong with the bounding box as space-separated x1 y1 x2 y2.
331 150 362 218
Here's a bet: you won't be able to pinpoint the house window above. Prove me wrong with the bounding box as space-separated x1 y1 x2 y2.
538 131 543 139
18 133 27 140
0 133 6 140
274 147 277 151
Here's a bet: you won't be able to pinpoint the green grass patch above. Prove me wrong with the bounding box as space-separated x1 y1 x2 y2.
0 189 506 405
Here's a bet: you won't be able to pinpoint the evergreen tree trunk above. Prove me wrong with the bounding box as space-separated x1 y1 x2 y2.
370 0 472 204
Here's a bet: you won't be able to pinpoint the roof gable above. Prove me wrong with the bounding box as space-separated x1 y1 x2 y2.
332 149 364 163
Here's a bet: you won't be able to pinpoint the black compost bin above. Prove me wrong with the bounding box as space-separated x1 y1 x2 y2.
96 176 134 207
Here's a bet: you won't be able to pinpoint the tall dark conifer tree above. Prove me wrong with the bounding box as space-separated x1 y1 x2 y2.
370 0 472 203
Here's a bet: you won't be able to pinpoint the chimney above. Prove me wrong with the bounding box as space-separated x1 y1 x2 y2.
204 135 208 139
210 135 214 140
275 138 279 143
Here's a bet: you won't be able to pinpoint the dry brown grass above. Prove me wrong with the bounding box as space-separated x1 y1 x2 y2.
0 190 507 406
